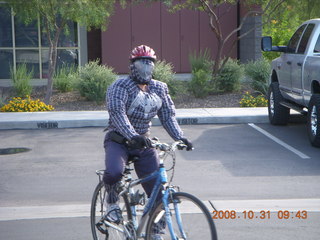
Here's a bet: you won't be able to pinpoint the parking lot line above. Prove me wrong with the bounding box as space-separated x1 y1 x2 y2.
1 198 319 221
248 123 310 159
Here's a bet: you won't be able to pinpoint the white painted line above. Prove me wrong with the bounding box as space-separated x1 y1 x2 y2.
248 123 310 159
1 199 319 221
0 204 91 221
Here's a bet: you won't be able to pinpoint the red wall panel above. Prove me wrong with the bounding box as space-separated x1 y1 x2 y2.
218 4 238 59
161 4 181 72
180 9 199 72
101 3 131 73
131 2 161 60
98 2 238 74
199 11 218 61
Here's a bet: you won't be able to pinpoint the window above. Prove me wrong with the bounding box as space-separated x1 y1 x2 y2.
0 50 13 79
0 4 80 80
314 34 320 53
15 18 39 47
0 4 12 47
287 25 306 53
297 24 315 54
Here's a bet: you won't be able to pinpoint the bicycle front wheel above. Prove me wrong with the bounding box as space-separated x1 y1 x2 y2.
146 192 217 240
90 181 132 240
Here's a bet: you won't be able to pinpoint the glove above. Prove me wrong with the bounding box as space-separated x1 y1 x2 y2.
180 137 193 151
129 135 152 149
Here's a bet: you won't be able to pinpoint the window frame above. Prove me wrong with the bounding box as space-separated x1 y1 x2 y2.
286 24 307 54
0 4 81 81
297 24 315 54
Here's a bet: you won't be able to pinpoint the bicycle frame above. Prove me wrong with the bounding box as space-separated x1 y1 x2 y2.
118 157 181 239
95 140 190 240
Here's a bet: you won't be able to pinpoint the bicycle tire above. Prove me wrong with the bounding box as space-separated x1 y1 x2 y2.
145 192 217 240
90 181 132 240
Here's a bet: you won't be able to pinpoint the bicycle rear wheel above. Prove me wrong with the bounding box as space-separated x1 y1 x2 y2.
146 192 217 240
90 181 132 240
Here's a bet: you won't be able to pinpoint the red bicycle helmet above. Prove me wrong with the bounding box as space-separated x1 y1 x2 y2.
130 45 157 62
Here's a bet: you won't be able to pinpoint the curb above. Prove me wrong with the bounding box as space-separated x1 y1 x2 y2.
0 108 270 130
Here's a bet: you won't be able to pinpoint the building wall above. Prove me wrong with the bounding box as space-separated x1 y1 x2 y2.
239 16 262 63
97 2 238 74
239 2 262 63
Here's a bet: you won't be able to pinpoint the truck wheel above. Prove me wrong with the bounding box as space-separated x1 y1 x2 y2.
307 94 320 147
268 82 290 125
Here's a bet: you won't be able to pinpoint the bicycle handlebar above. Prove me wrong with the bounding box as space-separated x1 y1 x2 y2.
149 138 189 152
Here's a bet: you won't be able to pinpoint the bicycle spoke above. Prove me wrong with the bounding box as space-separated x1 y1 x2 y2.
91 182 132 240
146 192 217 240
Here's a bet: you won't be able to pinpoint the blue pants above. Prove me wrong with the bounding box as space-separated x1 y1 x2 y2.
103 135 160 203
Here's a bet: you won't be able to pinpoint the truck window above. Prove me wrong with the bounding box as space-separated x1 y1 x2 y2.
297 24 315 54
287 24 306 53
314 34 320 53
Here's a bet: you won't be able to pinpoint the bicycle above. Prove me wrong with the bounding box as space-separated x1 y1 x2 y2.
90 138 218 240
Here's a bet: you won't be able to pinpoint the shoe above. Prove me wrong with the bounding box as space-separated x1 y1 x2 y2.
104 203 122 224
151 234 164 240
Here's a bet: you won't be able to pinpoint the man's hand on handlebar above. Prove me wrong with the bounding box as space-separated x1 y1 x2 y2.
129 135 152 149
179 138 193 151
128 136 193 151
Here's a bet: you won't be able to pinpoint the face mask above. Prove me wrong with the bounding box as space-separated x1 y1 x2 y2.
130 59 154 84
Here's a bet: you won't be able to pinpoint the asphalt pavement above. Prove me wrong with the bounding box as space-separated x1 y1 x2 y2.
1 107 317 240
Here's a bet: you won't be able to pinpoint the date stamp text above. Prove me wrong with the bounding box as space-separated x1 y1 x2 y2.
212 210 308 220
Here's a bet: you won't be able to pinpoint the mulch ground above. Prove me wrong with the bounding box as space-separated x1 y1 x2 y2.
40 88 250 111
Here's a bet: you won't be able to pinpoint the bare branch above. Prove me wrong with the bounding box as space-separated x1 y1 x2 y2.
199 0 223 40
223 0 286 46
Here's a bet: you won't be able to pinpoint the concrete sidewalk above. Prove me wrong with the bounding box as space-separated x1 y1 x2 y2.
0 107 269 130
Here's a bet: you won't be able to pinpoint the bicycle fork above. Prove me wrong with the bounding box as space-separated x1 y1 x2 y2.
161 188 187 240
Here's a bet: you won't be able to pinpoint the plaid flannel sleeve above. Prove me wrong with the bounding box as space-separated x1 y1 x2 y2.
157 83 183 140
107 83 138 140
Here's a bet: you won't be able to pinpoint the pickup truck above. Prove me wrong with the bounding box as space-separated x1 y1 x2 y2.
261 18 320 148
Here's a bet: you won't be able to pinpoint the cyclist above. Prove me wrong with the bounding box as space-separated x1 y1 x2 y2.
103 45 193 238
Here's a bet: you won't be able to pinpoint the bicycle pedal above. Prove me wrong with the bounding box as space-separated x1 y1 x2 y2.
96 221 108 234
105 213 123 225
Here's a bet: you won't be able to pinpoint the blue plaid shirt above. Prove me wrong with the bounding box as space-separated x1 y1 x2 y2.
106 77 183 140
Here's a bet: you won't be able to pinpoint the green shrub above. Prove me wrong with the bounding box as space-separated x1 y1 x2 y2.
153 60 177 96
245 58 270 96
189 69 212 98
53 64 77 92
154 60 175 83
11 63 33 97
215 59 243 93
74 60 117 104
189 49 214 98
189 49 213 73
239 92 268 107
0 96 54 112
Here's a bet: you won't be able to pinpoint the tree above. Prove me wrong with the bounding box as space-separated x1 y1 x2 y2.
155 0 286 77
6 0 122 104
263 0 320 60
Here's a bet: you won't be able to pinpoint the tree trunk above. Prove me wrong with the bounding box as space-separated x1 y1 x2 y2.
44 44 55 104
44 27 61 104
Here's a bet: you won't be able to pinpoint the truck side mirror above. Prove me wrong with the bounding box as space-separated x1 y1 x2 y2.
261 36 272 51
